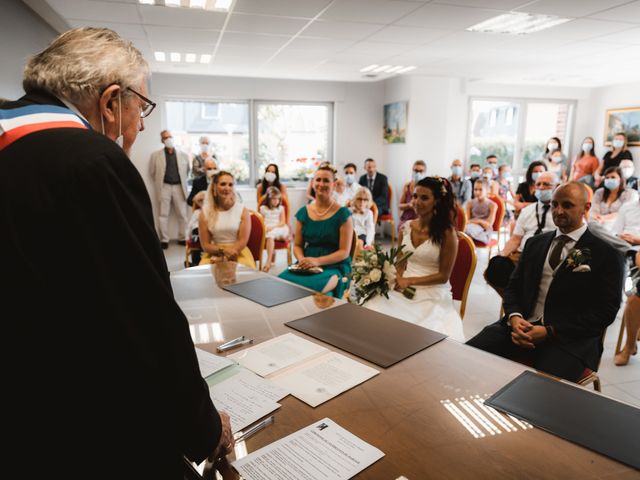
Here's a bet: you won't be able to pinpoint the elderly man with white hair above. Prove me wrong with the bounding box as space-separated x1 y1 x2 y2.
0 28 232 478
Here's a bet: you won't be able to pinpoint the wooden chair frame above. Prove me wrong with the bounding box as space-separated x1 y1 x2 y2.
451 231 477 319
247 211 266 270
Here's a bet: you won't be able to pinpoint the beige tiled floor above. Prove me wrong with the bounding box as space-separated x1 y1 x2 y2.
166 234 640 407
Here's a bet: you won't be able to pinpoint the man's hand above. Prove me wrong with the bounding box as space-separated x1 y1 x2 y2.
209 411 234 462
509 316 534 348
528 325 547 344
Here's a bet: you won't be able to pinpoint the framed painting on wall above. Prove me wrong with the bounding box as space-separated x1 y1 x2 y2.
384 101 407 144
604 107 640 146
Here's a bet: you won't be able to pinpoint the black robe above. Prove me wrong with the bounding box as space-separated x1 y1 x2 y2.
1 91 220 478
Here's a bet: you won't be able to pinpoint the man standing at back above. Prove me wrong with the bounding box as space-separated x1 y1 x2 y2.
467 182 624 382
150 129 190 249
0 28 232 479
359 157 389 215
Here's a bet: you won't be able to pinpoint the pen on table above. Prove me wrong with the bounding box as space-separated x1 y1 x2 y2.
234 416 274 443
216 336 245 351
217 338 253 352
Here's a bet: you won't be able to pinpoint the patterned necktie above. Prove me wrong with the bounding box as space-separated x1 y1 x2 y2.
549 235 572 270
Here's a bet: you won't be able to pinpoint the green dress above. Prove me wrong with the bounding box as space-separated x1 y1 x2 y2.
279 206 352 297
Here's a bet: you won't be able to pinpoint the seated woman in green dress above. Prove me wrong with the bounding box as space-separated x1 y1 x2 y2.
279 163 354 297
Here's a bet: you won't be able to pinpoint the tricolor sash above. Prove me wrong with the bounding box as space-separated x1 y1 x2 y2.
0 104 90 151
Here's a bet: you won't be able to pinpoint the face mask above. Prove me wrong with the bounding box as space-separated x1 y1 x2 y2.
412 172 425 182
613 139 625 149
451 166 463 177
206 169 218 180
488 163 498 172
264 172 277 183
535 188 552 203
621 167 634 179
163 138 174 149
100 91 123 150
345 173 355 185
200 143 209 154
604 178 620 190
470 171 481 179
483 172 492 180
547 142 558 152
501 172 512 180
531 172 541 181
551 155 563 164
582 143 593 153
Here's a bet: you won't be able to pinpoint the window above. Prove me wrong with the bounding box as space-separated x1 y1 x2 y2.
256 102 332 182
164 100 333 185
467 98 574 174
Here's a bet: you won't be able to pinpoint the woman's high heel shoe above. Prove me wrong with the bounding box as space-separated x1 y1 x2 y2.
614 343 638 366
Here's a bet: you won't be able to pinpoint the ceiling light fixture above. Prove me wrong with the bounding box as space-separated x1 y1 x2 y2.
385 65 405 73
214 0 233 10
359 64 379 73
154 51 166 62
200 54 212 63
372 65 393 73
396 66 416 74
467 12 571 35
170 52 181 62
185 53 197 63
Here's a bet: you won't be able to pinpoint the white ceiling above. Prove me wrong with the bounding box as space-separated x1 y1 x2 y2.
35 0 640 86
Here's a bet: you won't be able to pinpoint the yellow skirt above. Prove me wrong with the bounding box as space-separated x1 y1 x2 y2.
199 245 256 269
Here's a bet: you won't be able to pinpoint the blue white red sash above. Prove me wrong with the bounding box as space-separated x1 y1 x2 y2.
0 104 90 151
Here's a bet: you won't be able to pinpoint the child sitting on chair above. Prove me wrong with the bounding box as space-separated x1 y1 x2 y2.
465 179 497 244
259 186 289 272
351 187 375 249
185 191 205 266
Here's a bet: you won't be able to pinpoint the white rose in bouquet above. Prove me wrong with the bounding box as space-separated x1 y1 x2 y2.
382 260 396 284
369 268 382 283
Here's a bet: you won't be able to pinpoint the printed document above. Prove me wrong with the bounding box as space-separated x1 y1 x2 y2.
195 348 234 378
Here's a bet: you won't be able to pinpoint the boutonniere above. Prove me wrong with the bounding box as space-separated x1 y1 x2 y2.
565 247 591 272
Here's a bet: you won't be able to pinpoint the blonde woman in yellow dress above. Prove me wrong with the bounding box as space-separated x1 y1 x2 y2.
199 171 256 268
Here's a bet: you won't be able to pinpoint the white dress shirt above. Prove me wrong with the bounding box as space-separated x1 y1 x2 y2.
612 201 640 236
513 201 556 252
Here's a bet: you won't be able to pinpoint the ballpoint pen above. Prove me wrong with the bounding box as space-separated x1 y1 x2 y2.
216 336 245 352
217 337 253 352
234 416 274 443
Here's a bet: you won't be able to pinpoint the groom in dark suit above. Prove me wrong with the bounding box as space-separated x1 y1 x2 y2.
467 182 624 382
359 158 389 215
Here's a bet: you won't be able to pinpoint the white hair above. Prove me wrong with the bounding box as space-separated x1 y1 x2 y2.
199 136 210 144
23 27 149 109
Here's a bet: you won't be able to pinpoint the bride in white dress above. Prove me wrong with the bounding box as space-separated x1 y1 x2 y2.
364 176 465 342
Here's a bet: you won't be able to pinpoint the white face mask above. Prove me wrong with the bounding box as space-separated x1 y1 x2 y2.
200 143 209 154
582 143 593 153
100 91 123 150
613 139 625 149
163 137 174 149
264 172 277 183
547 142 558 151
206 169 219 179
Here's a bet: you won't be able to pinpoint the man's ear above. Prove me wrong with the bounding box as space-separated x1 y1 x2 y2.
584 201 591 218
98 84 121 124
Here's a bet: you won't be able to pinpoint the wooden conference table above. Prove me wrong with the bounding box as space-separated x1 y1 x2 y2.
171 264 638 480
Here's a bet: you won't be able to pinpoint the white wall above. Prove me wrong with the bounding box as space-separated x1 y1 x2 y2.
134 73 384 238
0 0 57 99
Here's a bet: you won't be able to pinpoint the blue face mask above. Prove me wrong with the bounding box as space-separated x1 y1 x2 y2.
501 172 512 180
412 171 425 182
344 173 355 185
531 172 541 182
488 163 498 172
451 166 463 177
613 139 625 149
470 171 481 179
604 178 620 190
535 188 553 203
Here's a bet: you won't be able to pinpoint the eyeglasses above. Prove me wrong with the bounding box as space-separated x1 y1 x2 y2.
127 87 156 118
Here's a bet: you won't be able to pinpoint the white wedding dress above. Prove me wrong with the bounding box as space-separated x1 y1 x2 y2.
364 224 465 342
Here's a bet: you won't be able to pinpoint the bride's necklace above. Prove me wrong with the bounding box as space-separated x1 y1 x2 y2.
314 199 334 216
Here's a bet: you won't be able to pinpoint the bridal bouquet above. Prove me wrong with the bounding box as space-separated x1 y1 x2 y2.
349 244 415 306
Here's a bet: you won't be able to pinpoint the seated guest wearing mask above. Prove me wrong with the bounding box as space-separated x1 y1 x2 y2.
469 163 482 199
570 136 600 187
514 161 547 216
332 176 350 207
600 132 634 176
280 163 353 297
398 160 427 229
199 171 254 268
449 159 472 205
486 154 499 179
485 172 559 295
343 163 362 205
589 167 638 231
192 135 213 180
465 180 497 244
548 147 569 183
481 165 500 196
359 157 390 215
469 182 624 382
257 163 287 202
620 159 638 191
187 157 218 206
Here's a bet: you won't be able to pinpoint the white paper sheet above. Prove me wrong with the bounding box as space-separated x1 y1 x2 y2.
270 351 379 407
228 333 327 377
209 369 285 433
195 348 235 378
232 418 384 480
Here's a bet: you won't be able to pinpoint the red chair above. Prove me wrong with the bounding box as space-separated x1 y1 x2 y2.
247 211 265 270
258 194 293 265
378 184 395 244
472 194 505 257
455 204 467 232
450 231 477 319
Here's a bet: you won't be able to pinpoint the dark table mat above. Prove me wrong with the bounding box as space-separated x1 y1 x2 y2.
222 277 312 307
285 302 447 368
486 371 640 470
